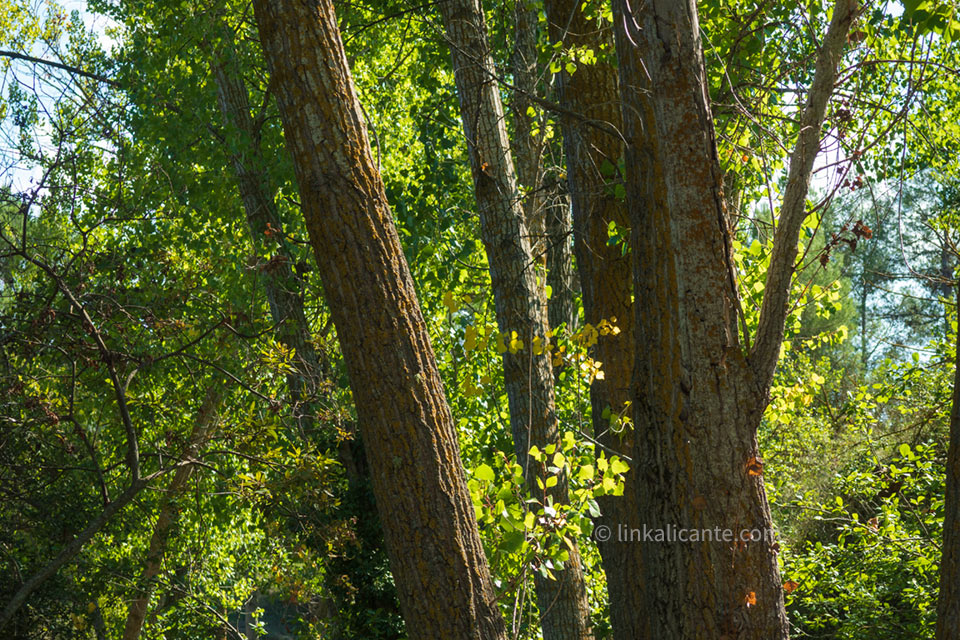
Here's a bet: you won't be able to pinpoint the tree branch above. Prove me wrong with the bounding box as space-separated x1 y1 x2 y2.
0 467 179 630
750 0 857 391
0 49 118 86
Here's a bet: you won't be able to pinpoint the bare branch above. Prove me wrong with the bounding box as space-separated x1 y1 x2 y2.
0 49 118 86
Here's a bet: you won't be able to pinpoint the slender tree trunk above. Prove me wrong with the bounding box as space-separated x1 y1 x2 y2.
251 2 506 638
122 387 222 640
0 470 172 630
208 36 400 639
541 2 644 637
510 0 546 262
545 195 577 335
510 1 577 336
208 41 322 434
936 282 960 639
613 1 855 638
437 1 592 637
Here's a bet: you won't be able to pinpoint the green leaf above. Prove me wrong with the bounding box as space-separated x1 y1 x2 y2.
475 463 495 482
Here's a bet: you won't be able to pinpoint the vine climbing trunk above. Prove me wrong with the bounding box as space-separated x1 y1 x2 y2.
251 1 506 638
437 0 593 637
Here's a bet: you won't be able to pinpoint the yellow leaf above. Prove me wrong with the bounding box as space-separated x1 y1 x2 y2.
532 335 544 355
464 325 478 351
442 291 460 314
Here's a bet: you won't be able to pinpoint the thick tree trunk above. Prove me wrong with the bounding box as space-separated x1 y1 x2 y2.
250 2 506 638
437 1 592 638
936 283 960 640
613 1 855 638
541 2 644 637
122 387 221 640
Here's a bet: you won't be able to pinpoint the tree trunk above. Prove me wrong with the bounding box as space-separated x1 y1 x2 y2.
437 1 592 637
510 2 577 336
208 36 400 637
208 39 323 436
936 282 960 640
541 2 644 637
614 0 855 638
122 387 222 640
250 1 506 638
545 195 577 335
510 0 546 262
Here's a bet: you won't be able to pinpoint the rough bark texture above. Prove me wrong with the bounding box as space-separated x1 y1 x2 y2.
621 3 783 637
251 1 506 638
122 387 221 640
437 1 592 638
545 195 577 335
542 2 644 638
612 1 855 638
936 283 960 640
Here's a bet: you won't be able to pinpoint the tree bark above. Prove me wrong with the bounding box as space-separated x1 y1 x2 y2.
541 2 645 637
436 1 592 637
250 1 506 638
936 282 960 640
613 0 856 638
208 40 323 435
121 387 222 640
545 195 577 335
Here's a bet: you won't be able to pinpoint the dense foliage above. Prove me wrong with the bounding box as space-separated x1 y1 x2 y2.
1 0 959 638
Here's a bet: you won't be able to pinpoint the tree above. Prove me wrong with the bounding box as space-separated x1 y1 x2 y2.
612 0 856 637
936 270 960 640
540 1 645 638
121 386 221 640
436 0 592 636
508 0 577 336
250 0 506 638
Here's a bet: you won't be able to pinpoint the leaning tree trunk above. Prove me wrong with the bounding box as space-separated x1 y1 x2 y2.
122 387 221 640
541 1 644 637
613 0 856 638
936 282 960 640
208 39 323 436
207 38 400 637
437 0 592 637
251 1 506 638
